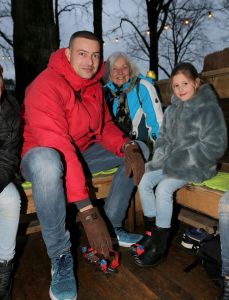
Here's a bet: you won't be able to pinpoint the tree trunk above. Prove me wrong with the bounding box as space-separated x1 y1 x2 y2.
146 0 159 78
93 0 103 58
11 0 58 103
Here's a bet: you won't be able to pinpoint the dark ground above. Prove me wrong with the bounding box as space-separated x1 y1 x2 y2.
11 220 220 300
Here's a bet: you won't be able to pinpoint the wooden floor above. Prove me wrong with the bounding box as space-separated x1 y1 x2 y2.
12 223 220 300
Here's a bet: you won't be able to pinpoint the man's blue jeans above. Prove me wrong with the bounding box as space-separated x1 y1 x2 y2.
219 189 229 277
21 142 149 258
138 169 186 228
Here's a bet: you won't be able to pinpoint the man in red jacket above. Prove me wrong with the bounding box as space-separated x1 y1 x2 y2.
21 31 148 300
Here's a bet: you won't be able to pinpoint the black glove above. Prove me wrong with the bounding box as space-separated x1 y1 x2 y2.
124 143 145 186
78 207 113 259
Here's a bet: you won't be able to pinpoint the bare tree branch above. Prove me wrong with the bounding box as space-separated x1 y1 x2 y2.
120 18 150 52
0 30 13 47
57 2 91 16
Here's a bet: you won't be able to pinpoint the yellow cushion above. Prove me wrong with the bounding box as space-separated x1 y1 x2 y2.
192 172 229 192
91 167 118 177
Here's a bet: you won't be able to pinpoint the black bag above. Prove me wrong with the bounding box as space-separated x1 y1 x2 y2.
184 234 223 286
198 234 222 285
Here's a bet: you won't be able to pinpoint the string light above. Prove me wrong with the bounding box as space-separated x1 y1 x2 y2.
208 11 213 18
1 55 12 61
106 10 214 45
0 11 215 60
182 18 190 25
146 70 156 80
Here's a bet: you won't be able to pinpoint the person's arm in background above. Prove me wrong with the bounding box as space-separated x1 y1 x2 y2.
139 79 163 140
0 92 20 193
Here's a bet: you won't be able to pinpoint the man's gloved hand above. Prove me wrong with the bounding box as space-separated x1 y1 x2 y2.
124 142 145 186
78 207 113 259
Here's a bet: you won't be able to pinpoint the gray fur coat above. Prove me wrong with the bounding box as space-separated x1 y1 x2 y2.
146 83 228 183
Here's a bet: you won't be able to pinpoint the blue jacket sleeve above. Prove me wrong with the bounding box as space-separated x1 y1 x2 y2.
138 79 163 139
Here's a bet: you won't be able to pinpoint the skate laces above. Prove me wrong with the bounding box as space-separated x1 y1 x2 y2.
81 246 119 274
132 231 152 256
52 253 73 281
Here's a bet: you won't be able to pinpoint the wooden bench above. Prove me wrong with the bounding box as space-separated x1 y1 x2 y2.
20 167 229 234
20 174 135 234
133 185 223 233
134 171 229 232
175 164 229 225
176 185 223 220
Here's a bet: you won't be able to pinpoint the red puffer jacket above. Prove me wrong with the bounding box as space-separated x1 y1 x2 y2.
21 48 127 202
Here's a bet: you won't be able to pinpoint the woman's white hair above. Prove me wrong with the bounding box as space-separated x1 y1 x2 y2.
103 51 139 83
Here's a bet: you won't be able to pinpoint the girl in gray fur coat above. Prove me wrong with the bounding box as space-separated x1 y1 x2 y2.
131 62 228 267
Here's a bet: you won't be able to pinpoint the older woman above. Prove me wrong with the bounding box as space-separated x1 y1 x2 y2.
0 65 20 299
103 52 163 142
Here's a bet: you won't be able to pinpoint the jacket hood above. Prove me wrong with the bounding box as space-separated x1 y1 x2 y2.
171 83 218 109
138 73 154 84
47 48 104 92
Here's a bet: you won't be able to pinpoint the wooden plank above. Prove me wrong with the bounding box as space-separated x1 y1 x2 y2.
121 244 218 300
155 79 171 107
176 185 223 219
219 161 229 172
134 185 222 227
178 208 218 233
156 67 229 106
22 188 36 214
134 191 143 226
20 222 41 235
13 229 219 300
78 262 159 300
91 174 114 199
202 67 229 77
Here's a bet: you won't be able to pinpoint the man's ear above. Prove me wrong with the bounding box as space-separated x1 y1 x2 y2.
65 48 71 62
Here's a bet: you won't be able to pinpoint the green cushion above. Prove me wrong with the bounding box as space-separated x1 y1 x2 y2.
21 167 118 189
21 181 32 189
192 172 229 192
22 170 229 192
92 167 118 177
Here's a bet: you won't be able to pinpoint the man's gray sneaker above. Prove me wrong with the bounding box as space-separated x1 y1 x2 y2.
49 251 77 300
114 227 143 247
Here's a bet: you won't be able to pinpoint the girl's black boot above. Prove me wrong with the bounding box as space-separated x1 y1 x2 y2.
143 216 156 232
130 216 155 256
134 226 170 267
